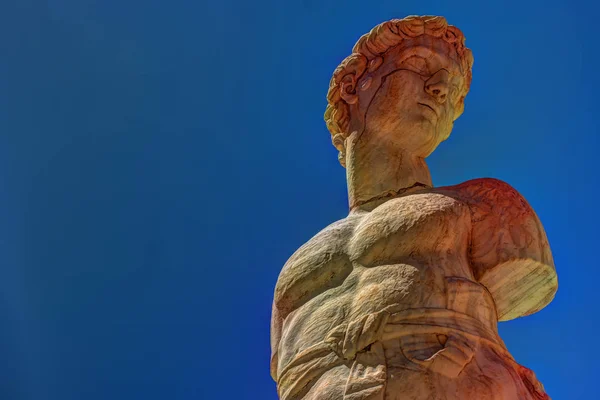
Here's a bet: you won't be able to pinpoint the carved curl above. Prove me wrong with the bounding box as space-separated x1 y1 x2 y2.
324 16 474 167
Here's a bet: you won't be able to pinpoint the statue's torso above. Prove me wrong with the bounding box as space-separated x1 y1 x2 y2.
276 190 479 367
272 180 554 400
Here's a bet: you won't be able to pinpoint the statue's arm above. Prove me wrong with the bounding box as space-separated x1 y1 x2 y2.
457 178 558 321
270 301 283 381
270 220 354 381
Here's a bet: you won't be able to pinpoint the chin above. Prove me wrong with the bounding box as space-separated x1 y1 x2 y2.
406 121 439 156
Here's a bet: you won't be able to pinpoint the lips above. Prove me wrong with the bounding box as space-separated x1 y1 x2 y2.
417 101 439 118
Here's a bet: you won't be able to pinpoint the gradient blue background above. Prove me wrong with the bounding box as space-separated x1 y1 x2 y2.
0 0 598 399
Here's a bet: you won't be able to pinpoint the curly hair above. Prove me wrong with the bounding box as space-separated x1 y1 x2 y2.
324 16 474 166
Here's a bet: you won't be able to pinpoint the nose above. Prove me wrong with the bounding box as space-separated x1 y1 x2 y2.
424 70 450 104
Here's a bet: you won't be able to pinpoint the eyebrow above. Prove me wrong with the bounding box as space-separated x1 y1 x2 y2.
394 46 463 77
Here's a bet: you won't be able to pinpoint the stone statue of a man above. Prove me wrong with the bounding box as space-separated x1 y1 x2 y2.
270 15 558 400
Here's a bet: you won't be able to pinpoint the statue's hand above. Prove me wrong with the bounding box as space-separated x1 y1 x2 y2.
325 306 395 360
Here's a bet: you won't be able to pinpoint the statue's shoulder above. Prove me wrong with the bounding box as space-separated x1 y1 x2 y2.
438 177 530 213
274 214 360 318
287 214 360 261
439 178 557 321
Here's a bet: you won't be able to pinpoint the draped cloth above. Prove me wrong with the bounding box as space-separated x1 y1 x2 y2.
276 278 550 400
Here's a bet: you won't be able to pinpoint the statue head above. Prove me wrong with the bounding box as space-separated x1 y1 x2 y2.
324 16 473 166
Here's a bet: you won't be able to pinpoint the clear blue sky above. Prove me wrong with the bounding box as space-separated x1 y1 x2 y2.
0 0 598 399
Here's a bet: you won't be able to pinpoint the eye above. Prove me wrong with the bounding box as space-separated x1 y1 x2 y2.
403 56 429 76
449 78 464 101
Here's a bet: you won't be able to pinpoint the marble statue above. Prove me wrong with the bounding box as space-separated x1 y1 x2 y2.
270 15 558 400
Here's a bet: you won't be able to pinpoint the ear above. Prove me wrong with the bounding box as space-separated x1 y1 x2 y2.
332 133 347 167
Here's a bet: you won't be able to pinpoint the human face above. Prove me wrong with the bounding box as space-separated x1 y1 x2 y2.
362 38 465 157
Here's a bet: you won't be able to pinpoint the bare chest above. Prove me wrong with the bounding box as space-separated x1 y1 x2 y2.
275 192 472 317
348 192 471 266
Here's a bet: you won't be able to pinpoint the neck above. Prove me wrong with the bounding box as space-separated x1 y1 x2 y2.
346 132 432 212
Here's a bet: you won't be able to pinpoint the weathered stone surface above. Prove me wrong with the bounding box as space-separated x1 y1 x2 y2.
271 15 557 400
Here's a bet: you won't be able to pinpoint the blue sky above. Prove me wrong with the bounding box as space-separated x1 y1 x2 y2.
0 0 598 399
